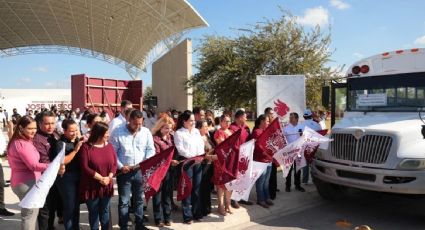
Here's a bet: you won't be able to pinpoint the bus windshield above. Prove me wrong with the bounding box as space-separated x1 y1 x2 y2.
347 72 425 111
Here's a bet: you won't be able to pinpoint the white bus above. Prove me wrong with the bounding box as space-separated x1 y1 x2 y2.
312 48 425 199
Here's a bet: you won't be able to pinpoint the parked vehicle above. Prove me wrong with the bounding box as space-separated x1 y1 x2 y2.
312 48 425 199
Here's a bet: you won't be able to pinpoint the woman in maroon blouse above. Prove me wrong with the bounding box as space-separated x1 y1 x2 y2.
79 121 117 230
252 115 273 209
150 116 178 227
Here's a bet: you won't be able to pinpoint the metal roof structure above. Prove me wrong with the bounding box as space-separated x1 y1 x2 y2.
0 0 208 78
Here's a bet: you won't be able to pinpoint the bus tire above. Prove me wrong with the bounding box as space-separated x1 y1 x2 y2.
313 176 346 201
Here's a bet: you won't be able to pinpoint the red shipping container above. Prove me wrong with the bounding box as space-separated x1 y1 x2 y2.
71 74 143 119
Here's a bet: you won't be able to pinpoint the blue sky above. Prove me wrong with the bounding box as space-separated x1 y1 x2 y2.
1 0 425 89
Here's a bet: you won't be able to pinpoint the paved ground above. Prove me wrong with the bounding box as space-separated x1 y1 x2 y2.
238 189 425 230
2 158 425 230
0 159 321 230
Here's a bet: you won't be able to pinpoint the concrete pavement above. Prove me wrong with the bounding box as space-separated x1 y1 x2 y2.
0 158 322 230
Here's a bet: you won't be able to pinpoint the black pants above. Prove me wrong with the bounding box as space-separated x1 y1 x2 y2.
200 163 213 216
38 181 63 230
153 170 172 224
268 164 278 199
285 163 301 189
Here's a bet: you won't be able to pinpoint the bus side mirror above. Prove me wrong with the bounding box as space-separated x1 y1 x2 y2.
322 86 330 109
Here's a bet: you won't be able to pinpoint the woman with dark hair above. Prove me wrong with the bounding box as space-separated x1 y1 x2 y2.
52 119 83 230
196 120 215 217
8 115 49 229
150 116 178 227
79 110 92 135
83 113 101 142
173 110 204 224
252 115 273 208
79 122 117 230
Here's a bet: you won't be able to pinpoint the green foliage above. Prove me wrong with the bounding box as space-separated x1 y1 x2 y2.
144 86 152 99
188 11 340 110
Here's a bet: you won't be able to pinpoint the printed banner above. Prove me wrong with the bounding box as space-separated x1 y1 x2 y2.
225 139 255 191
19 143 65 208
231 161 269 201
274 127 332 177
139 146 174 202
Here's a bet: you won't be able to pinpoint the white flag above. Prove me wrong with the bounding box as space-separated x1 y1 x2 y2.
19 143 65 209
274 137 304 177
231 161 269 201
225 139 255 191
274 127 332 177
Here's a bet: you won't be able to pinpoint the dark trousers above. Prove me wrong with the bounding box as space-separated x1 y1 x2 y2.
268 164 278 199
57 173 80 230
38 181 63 230
285 163 301 189
86 197 111 230
200 163 213 216
117 170 144 230
182 163 202 222
152 170 172 224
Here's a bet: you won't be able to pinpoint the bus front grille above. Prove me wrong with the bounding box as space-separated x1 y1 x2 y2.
331 133 392 164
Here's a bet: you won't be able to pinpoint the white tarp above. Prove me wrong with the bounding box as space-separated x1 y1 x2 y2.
256 75 306 122
19 143 65 209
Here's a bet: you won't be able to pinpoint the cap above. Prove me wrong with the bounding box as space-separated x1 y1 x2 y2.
303 109 312 117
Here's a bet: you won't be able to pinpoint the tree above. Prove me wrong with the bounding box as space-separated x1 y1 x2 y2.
144 86 152 99
188 11 339 110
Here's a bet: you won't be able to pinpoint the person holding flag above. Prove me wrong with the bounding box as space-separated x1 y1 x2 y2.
52 119 83 230
8 115 49 229
110 110 154 230
283 112 305 192
174 110 204 224
150 116 178 227
196 120 215 217
229 110 253 208
213 114 234 215
79 121 117 230
252 115 274 208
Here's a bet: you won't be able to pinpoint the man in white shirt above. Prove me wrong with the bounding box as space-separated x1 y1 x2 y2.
300 109 321 185
301 109 321 131
283 112 305 192
109 100 133 134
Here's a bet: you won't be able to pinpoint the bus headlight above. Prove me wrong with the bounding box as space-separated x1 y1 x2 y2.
398 159 425 170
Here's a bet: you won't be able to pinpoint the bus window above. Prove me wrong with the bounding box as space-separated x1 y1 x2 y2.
418 88 425 99
397 87 406 104
386 88 396 104
407 87 415 99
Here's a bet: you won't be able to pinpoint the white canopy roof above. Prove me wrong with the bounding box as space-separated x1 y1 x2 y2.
0 0 208 77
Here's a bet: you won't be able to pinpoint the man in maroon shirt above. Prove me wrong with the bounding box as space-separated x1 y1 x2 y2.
33 111 64 230
228 110 253 207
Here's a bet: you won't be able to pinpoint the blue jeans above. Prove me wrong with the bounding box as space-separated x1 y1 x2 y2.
57 172 80 230
117 170 144 229
302 163 310 184
182 163 202 222
86 197 111 230
256 164 272 202
152 170 172 224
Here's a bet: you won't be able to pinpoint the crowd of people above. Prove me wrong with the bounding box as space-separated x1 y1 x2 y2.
0 102 327 230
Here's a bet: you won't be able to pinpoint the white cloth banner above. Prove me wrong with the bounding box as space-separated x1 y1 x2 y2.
231 161 269 201
225 139 255 191
19 143 65 209
274 127 332 178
